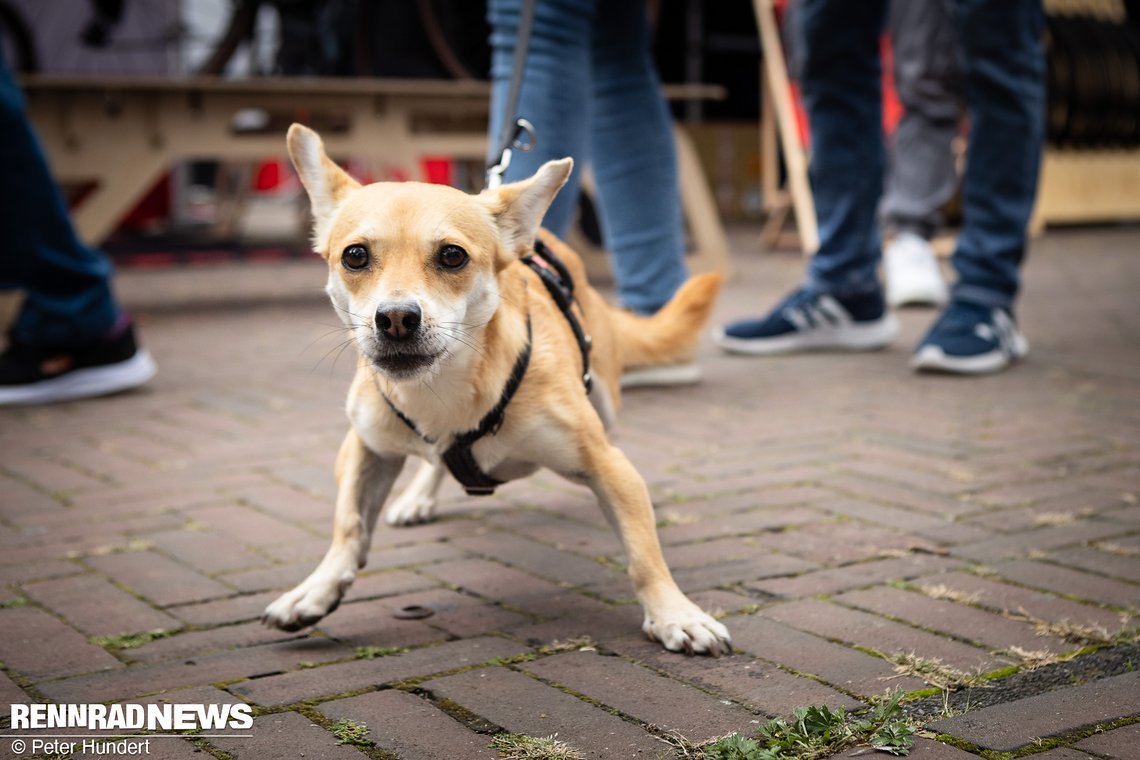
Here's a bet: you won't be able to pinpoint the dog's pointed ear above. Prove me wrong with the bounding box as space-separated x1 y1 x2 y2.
482 158 573 263
286 123 361 253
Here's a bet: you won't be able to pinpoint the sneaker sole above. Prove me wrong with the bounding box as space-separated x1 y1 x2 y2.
887 287 949 309
620 363 702 389
911 336 1028 375
0 350 157 406
713 314 900 356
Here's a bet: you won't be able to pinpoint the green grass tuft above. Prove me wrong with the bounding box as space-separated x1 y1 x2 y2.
329 718 373 748
90 629 173 650
700 689 916 759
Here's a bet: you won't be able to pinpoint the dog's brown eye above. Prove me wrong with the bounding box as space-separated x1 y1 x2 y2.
342 245 369 271
438 244 469 270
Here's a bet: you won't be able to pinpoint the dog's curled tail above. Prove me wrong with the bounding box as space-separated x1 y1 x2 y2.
611 272 724 369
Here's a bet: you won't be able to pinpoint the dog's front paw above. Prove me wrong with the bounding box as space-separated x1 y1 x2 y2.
262 573 351 632
643 601 732 657
384 490 437 526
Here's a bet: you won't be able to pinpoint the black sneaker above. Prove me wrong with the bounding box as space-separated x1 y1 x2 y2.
0 322 156 406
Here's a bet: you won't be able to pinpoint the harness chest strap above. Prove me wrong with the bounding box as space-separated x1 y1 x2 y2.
383 317 532 496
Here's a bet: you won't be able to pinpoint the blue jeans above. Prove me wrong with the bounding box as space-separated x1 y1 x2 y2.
488 0 686 314
0 52 121 347
798 0 1044 310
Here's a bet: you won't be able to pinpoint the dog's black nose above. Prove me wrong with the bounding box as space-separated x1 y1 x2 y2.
376 302 421 341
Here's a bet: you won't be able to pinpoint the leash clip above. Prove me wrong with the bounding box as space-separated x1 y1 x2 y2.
486 118 536 189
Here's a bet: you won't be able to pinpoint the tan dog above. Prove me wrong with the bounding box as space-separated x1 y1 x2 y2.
262 124 731 655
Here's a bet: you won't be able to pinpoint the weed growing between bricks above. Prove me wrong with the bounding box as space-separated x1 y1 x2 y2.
695 690 915 759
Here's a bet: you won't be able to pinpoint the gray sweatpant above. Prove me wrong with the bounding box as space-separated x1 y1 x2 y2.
882 0 964 240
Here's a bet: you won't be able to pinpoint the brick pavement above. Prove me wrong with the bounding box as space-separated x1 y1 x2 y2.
0 225 1138 759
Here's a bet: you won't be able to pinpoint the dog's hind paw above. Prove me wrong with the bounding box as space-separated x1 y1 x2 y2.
643 605 732 657
262 573 351 632
384 492 437 526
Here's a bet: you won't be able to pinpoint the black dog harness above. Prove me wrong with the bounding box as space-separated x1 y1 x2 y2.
382 240 592 496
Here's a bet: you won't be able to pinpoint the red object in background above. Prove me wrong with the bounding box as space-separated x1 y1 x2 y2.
254 159 283 191
422 157 453 186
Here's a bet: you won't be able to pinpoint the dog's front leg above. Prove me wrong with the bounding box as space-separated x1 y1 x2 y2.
263 429 404 632
384 458 446 526
584 444 731 656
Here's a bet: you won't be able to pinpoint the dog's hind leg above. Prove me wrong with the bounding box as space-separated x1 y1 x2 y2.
582 443 732 656
263 429 404 632
385 458 446 526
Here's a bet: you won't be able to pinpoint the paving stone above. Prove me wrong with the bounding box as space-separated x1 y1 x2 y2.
0 607 122 680
951 521 1133 564
318 689 499 759
147 529 270 575
1075 721 1140 758
368 587 530 638
762 599 1003 673
452 530 620 588
0 672 29 718
86 551 234 607
727 614 924 697
1010 749 1096 760
209 710 362 760
38 638 350 703
22 573 182 638
230 636 527 707
603 631 863 716
927 671 1140 751
168 591 282 627
183 504 316 547
754 521 940 565
422 666 664 757
993 560 1140 610
657 506 822 545
913 572 1128 631
1048 547 1140 584
834 587 1071 654
126 621 310 665
888 736 984 758
314 597 446 647
524 650 757 741
747 555 960 598
425 558 590 618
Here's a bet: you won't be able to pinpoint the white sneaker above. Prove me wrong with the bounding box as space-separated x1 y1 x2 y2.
884 232 949 308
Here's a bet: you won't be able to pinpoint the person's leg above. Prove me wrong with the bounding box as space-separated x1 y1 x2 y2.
912 0 1044 374
717 0 897 355
883 0 961 240
487 0 593 238
0 52 155 404
800 0 889 297
0 55 120 347
588 0 686 315
881 0 958 307
948 0 1044 311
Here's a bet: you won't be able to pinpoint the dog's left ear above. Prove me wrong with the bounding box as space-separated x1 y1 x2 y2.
482 158 573 264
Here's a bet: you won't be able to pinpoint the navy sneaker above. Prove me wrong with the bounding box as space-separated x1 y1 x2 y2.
713 287 899 355
911 301 1028 374
0 321 156 406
